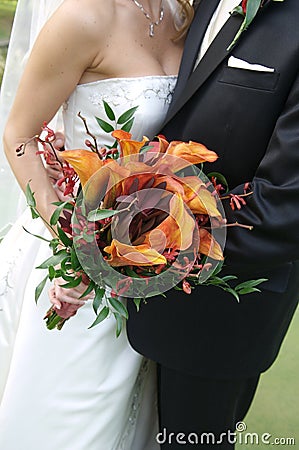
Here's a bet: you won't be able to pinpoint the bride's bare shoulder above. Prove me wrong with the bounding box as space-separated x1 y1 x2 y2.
52 0 117 38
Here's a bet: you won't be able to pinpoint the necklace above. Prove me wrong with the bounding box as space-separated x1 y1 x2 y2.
131 0 164 37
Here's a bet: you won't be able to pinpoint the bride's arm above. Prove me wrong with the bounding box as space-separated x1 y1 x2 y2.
3 1 105 227
3 2 107 308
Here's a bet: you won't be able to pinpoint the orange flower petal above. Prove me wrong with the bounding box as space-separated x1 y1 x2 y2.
118 136 148 158
198 228 224 260
111 130 132 141
144 194 196 251
159 141 218 172
104 239 166 267
62 150 104 185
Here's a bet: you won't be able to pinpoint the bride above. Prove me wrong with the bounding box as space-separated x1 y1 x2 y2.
0 0 194 449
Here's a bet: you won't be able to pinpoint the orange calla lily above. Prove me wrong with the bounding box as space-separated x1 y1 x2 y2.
144 194 196 251
62 149 130 208
155 135 170 154
111 130 132 141
152 174 185 196
166 141 218 163
113 133 148 158
62 150 104 186
104 239 167 267
198 228 224 260
155 141 218 172
180 176 222 217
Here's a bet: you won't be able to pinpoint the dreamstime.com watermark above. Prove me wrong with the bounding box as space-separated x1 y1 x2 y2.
156 422 296 446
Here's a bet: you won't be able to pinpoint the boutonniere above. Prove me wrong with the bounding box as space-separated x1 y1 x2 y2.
227 0 285 51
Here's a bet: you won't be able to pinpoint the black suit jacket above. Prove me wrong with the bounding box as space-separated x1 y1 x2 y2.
127 0 299 378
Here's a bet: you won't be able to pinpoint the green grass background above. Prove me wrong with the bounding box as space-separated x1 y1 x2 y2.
0 0 16 40
0 0 16 84
0 2 298 446
236 308 299 448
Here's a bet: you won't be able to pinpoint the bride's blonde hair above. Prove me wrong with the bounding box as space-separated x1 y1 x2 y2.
174 0 194 40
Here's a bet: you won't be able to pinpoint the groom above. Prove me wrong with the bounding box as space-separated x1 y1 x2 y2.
127 0 299 448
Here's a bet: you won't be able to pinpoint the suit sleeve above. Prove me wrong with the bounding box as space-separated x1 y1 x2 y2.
223 70 299 271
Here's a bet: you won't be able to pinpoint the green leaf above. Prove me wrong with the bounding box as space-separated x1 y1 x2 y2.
95 117 114 133
50 201 73 226
30 208 40 219
49 238 60 252
235 278 268 291
48 265 57 281
22 226 52 243
234 5 244 15
205 276 228 287
35 275 49 303
36 251 69 269
221 275 238 282
81 231 96 243
207 171 229 194
92 287 105 314
60 257 72 273
71 248 81 271
133 298 142 311
209 260 225 277
245 0 262 28
88 306 110 329
80 280 95 298
124 266 140 278
237 287 261 295
57 226 73 247
52 201 74 212
117 106 138 125
60 272 75 282
103 101 116 121
114 312 124 337
88 208 119 221
121 118 134 132
221 286 240 302
108 297 128 319
59 276 82 289
50 208 62 226
25 182 36 208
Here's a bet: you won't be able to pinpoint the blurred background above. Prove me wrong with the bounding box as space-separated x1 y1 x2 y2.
0 0 16 85
0 1 298 447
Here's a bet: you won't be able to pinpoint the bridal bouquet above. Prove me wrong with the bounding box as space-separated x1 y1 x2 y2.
19 102 265 334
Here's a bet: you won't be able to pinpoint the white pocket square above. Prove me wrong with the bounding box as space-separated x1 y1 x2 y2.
228 56 275 73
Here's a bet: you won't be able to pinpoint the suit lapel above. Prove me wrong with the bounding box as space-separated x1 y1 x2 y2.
169 0 220 106
163 4 244 128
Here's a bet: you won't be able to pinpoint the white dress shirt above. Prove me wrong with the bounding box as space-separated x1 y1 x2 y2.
195 0 240 67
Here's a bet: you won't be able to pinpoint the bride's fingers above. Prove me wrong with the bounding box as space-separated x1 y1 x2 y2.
53 183 71 202
56 279 95 298
57 302 83 319
54 291 86 306
47 164 63 182
52 131 65 153
53 286 92 305
48 285 62 309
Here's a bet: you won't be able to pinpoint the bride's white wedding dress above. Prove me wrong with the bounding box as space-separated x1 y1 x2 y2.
0 75 177 450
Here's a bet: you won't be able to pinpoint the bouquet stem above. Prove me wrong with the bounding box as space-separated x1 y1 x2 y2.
44 306 67 330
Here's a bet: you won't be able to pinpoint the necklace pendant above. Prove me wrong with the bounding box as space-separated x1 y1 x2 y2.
149 22 154 37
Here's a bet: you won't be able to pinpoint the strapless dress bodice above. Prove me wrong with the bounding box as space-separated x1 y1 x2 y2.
63 75 177 150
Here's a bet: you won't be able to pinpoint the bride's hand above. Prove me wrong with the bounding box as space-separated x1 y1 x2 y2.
45 132 70 201
45 131 65 181
49 278 94 318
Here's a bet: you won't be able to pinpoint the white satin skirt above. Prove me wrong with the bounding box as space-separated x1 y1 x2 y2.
0 209 158 450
